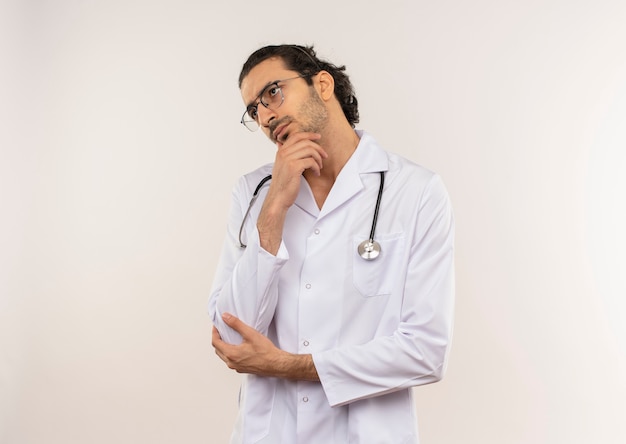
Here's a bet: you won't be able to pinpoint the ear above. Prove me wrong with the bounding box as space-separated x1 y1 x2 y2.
315 70 335 102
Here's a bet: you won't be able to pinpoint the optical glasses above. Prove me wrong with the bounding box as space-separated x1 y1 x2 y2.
240 75 308 131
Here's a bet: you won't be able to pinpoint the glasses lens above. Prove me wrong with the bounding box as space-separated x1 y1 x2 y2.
241 110 259 131
260 84 284 109
240 81 287 131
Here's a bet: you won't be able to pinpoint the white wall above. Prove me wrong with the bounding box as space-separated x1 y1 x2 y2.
1 0 625 443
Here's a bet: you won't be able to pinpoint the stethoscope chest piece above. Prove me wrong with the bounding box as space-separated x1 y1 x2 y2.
358 239 381 261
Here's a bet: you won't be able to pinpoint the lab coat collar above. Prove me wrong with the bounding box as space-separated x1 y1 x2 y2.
352 130 390 174
295 130 389 219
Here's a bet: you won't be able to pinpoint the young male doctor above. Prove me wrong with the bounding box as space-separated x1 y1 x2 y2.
209 44 455 444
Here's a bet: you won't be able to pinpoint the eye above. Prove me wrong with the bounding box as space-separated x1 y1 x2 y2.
246 105 258 121
267 84 280 97
261 83 281 104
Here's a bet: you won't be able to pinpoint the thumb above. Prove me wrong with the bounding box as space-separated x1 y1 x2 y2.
222 313 254 337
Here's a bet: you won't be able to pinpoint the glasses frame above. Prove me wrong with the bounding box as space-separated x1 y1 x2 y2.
240 75 310 131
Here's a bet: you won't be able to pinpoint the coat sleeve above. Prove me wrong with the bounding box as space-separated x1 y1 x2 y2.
207 175 288 345
312 174 455 407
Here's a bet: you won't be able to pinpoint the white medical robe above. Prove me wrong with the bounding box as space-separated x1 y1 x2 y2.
209 131 455 443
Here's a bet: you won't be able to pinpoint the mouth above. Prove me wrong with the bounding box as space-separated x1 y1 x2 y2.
270 119 291 144
272 125 288 143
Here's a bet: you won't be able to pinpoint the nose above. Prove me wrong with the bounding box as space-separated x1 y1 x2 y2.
256 103 277 129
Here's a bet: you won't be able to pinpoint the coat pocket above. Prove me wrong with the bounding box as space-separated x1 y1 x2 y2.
352 232 405 297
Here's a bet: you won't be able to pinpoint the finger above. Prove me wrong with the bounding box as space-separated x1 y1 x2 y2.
221 313 256 339
214 347 225 362
307 149 326 171
211 326 225 349
276 145 327 174
211 327 233 365
281 133 326 155
212 326 237 355
279 133 327 157
297 157 324 176
278 131 321 147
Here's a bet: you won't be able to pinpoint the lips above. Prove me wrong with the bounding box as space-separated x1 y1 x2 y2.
272 124 288 143
270 117 292 143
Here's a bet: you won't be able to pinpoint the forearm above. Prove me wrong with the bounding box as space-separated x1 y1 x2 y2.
256 199 288 255
212 314 319 381
275 352 319 381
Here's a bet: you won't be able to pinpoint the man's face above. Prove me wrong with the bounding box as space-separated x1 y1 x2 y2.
240 57 328 146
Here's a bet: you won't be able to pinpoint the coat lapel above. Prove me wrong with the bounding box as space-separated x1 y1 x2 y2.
293 131 389 220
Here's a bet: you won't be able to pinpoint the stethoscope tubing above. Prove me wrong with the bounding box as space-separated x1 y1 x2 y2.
368 171 384 242
238 171 385 260
238 174 272 248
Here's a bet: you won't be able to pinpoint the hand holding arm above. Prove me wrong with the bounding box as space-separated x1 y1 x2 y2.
212 313 319 381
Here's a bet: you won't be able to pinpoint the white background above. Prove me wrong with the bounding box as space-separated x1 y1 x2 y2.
2 0 625 443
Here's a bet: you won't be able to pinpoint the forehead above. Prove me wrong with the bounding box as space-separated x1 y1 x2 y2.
240 57 295 104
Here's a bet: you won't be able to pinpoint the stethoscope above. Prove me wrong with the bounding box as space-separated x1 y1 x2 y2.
238 171 385 261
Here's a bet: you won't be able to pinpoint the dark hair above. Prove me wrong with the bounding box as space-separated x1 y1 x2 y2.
238 44 359 127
